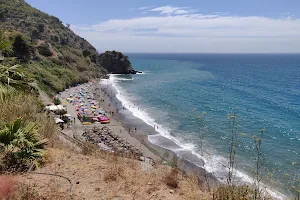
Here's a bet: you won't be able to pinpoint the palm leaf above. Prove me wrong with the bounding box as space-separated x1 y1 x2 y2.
23 122 39 142
34 138 48 147
0 84 18 101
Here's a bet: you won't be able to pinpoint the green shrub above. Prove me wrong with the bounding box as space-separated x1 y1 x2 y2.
37 23 44 33
31 28 39 39
12 34 32 61
53 97 60 105
0 118 48 172
37 43 52 57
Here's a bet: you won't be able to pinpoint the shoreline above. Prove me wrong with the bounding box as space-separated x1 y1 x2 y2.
94 79 220 187
59 78 287 199
96 76 289 200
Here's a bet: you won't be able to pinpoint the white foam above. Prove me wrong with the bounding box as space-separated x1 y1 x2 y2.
114 77 134 81
103 75 288 200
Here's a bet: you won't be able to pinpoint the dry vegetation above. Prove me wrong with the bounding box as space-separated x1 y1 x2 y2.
15 147 209 200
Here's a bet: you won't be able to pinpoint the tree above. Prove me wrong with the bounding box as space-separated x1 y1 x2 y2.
12 35 31 61
37 43 53 57
37 23 45 33
82 49 91 57
31 28 39 39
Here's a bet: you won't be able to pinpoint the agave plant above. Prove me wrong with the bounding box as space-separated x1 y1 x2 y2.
0 118 48 170
0 64 34 92
0 84 18 101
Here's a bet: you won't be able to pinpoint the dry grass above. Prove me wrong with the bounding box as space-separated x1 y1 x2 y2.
0 93 57 146
164 168 179 189
12 182 72 200
21 148 210 200
213 185 253 200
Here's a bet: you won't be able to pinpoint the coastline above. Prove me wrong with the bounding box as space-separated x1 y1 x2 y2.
94 78 220 187
96 76 289 200
59 77 287 199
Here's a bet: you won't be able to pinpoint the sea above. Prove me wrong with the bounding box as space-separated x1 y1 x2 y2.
104 53 300 199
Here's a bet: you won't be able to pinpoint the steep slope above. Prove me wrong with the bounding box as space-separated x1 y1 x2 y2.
0 0 134 95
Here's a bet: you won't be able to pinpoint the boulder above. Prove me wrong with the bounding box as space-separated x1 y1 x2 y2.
98 51 135 74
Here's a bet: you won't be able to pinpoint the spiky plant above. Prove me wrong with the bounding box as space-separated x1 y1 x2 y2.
0 118 48 170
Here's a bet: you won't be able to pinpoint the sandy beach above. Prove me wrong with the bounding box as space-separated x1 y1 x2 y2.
59 80 160 161
57 79 219 188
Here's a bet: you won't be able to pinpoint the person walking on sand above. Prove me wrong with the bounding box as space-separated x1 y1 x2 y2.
135 127 137 132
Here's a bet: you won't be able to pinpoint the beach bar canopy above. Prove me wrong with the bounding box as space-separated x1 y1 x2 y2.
45 105 66 112
54 118 64 124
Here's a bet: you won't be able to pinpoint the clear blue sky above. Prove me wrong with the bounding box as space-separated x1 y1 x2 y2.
25 0 300 53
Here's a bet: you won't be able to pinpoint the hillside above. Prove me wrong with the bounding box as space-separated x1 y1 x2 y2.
0 0 133 95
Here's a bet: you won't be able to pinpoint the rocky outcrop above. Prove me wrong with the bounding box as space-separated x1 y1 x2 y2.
98 51 137 74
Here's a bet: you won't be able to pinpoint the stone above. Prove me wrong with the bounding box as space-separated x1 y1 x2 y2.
169 189 175 194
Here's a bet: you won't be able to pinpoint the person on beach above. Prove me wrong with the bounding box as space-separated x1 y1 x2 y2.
135 127 137 132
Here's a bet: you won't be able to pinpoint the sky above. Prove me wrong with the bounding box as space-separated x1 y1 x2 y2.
25 0 300 53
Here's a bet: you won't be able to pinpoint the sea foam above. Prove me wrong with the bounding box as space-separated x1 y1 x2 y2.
101 74 287 200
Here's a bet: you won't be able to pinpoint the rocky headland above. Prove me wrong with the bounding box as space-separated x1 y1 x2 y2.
98 51 140 74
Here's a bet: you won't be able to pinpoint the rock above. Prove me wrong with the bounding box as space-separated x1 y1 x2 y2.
98 51 134 74
169 189 175 194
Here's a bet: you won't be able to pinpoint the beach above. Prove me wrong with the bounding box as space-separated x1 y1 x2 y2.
55 71 289 199
57 79 220 190
59 81 160 162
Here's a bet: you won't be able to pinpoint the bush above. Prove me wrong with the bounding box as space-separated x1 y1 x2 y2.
212 185 257 200
82 49 91 57
37 43 52 57
53 97 60 105
37 23 45 33
31 28 39 39
164 168 179 188
0 119 48 172
12 34 32 60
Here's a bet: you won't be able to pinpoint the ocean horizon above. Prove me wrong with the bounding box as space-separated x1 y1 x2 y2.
104 53 300 198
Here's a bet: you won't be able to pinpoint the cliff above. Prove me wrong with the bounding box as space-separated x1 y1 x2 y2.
98 51 135 74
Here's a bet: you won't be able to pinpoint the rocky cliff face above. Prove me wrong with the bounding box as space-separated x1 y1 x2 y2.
98 51 135 74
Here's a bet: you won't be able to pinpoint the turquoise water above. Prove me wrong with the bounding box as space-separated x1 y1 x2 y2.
109 54 300 198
